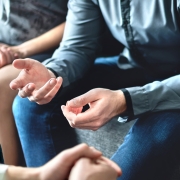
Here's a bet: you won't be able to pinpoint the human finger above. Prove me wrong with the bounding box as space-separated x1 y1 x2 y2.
39 144 102 180
0 50 6 67
68 122 102 130
36 77 63 105
64 100 102 125
9 75 26 90
65 118 96 130
67 89 100 108
1 46 14 64
69 157 118 180
12 58 35 70
98 156 122 177
28 78 57 104
60 144 102 163
61 105 77 121
18 83 35 98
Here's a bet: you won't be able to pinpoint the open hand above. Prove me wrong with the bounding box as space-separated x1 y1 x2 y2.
61 88 127 130
9 58 62 104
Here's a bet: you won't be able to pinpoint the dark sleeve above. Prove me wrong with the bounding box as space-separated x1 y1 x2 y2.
42 0 106 87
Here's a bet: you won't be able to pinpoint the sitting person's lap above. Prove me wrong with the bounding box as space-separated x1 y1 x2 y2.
13 55 179 171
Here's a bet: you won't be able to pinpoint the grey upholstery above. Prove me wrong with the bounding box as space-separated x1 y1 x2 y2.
75 117 180 180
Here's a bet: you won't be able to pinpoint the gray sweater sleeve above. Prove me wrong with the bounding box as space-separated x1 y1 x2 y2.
42 0 105 87
126 75 180 116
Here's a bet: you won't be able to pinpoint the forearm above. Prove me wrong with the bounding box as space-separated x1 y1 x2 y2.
43 0 106 87
12 22 65 58
5 166 40 180
126 75 180 116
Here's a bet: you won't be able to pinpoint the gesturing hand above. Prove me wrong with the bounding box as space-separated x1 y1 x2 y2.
61 88 127 130
9 58 62 104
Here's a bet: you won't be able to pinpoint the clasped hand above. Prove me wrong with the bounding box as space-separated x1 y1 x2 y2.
9 58 62 104
39 143 122 180
61 88 127 130
0 43 15 68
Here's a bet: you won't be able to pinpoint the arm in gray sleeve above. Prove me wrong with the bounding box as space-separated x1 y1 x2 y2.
42 0 106 87
126 75 180 116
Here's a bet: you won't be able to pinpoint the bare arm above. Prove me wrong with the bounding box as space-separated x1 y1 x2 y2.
11 22 66 58
0 22 65 68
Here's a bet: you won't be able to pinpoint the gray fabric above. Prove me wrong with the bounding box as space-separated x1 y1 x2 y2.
0 0 10 24
126 75 180 116
0 0 68 45
75 117 180 180
43 0 180 118
76 118 135 158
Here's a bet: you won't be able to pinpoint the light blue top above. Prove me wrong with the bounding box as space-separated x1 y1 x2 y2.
43 0 180 117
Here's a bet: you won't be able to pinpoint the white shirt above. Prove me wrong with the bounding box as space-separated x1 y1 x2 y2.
0 164 8 180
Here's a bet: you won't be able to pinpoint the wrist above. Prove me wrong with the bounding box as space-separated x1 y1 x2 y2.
11 45 27 59
5 166 41 180
47 69 57 78
47 67 59 78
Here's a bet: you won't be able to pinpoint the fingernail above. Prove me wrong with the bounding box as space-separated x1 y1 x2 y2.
27 84 33 90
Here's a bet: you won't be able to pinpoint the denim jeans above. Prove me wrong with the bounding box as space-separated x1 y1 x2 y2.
13 55 180 178
111 111 180 180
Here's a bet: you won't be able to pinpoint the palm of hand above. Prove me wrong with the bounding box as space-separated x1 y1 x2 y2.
10 59 51 92
18 63 51 90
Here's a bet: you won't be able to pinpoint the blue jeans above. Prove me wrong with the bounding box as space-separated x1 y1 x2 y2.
111 111 180 180
13 56 180 177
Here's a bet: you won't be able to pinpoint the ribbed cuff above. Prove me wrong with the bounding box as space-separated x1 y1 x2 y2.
121 88 134 117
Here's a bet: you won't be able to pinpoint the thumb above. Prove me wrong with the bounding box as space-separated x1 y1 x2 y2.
67 89 99 108
59 144 102 165
13 59 34 70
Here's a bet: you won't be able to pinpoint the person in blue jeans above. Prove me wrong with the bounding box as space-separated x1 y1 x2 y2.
10 0 180 179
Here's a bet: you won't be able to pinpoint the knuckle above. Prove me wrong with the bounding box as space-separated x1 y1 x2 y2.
94 121 102 129
28 97 35 102
18 91 26 98
33 96 39 102
93 127 99 131
79 143 89 150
